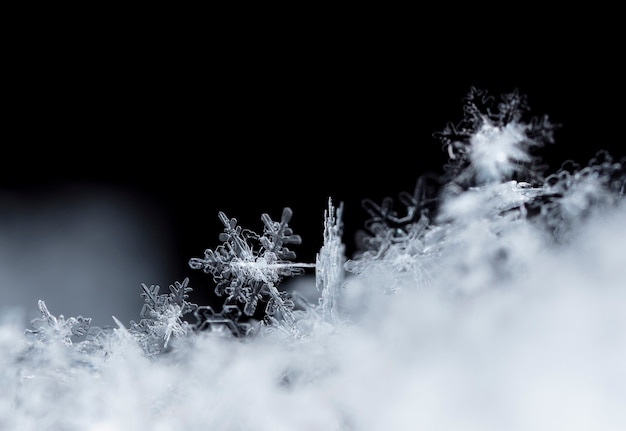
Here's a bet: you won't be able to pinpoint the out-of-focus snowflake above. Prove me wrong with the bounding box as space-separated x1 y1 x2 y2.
434 86 560 188
348 87 623 298
530 149 626 242
25 300 92 346
191 304 255 337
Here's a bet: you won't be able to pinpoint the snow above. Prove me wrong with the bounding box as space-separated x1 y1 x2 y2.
1 89 625 430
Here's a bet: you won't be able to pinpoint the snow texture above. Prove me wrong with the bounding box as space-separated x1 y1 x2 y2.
1 88 625 431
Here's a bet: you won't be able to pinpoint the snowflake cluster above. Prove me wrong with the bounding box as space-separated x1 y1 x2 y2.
19 87 625 359
7 86 626 431
347 88 624 293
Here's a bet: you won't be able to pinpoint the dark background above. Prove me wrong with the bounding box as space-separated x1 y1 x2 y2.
4 17 624 315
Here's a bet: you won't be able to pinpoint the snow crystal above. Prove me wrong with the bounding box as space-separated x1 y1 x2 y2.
1 88 625 431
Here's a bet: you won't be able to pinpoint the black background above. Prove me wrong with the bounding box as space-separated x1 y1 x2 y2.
4 15 624 310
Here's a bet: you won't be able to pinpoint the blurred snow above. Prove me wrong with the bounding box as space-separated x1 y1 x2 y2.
1 193 625 430
0 185 176 328
2 84 625 429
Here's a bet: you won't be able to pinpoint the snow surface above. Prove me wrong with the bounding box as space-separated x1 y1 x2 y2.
1 89 625 430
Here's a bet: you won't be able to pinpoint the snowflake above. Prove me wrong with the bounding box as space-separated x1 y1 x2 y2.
189 207 314 332
129 278 197 355
25 300 92 346
434 87 560 188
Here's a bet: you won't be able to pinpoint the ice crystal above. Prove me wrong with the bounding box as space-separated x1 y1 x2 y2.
347 87 623 297
315 198 346 321
126 278 197 355
529 149 626 242
434 86 560 188
354 172 440 261
346 215 439 293
4 86 626 430
191 304 255 337
347 171 443 291
189 207 315 333
25 300 92 346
